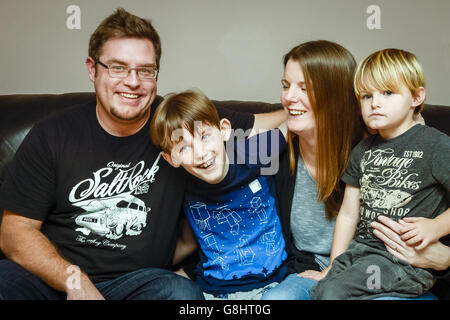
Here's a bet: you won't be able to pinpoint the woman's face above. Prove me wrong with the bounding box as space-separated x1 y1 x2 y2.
281 59 315 137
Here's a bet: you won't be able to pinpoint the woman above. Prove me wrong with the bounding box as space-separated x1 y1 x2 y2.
262 40 364 299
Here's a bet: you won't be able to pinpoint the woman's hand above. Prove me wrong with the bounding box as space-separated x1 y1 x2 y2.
371 215 450 271
298 266 331 281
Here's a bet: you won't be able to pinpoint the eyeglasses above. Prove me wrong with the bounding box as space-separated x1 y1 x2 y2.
96 60 158 80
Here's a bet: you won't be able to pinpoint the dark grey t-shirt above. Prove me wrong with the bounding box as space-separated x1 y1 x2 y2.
342 124 450 249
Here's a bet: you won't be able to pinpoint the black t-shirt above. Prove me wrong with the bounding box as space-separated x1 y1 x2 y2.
0 99 254 282
342 124 450 298
342 124 450 249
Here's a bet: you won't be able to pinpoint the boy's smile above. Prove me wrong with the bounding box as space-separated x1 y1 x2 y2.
162 120 232 184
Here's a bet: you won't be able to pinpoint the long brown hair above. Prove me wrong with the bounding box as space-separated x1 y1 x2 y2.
284 40 363 219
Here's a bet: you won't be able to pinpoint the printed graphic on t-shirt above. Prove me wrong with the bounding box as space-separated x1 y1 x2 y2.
185 176 286 281
68 155 161 249
358 147 422 238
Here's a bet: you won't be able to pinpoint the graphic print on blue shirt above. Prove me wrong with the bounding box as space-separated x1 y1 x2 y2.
185 175 286 283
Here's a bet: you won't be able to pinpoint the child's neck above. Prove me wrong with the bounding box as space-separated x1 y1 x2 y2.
379 117 416 140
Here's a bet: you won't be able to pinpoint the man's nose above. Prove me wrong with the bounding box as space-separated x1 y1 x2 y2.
123 69 141 87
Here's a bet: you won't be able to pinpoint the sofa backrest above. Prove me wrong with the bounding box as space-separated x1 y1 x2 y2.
0 92 449 223
1 92 449 183
0 93 96 185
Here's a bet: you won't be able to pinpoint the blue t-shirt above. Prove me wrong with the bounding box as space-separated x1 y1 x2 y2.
184 129 288 294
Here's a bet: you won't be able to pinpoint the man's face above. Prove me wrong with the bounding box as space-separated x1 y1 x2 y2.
86 37 157 134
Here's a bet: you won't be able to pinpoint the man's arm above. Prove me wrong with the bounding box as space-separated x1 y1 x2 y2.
0 210 104 300
251 108 287 136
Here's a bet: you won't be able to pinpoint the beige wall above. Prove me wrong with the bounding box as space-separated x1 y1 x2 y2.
0 0 449 105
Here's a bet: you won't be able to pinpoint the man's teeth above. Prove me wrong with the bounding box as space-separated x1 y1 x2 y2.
119 93 139 99
200 159 214 168
289 110 306 116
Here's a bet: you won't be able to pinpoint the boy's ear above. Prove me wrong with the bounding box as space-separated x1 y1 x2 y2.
161 151 180 168
412 87 426 107
220 118 232 142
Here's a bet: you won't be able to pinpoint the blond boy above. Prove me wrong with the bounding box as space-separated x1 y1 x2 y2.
310 49 450 299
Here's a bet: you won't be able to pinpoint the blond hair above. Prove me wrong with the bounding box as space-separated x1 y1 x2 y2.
150 90 220 153
354 48 426 113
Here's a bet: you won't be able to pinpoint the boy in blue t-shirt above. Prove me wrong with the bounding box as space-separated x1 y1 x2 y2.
151 90 288 299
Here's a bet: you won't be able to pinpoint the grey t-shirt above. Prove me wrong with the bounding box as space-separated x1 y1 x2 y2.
290 156 336 270
342 124 450 249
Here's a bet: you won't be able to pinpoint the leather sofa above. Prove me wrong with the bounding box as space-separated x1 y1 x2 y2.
0 92 449 298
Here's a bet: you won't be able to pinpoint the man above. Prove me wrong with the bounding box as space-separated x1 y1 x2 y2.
0 8 284 300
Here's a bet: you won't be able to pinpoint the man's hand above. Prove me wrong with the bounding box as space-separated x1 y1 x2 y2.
0 210 106 300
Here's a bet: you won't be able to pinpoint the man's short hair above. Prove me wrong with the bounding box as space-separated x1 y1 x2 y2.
150 90 221 153
88 8 162 70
